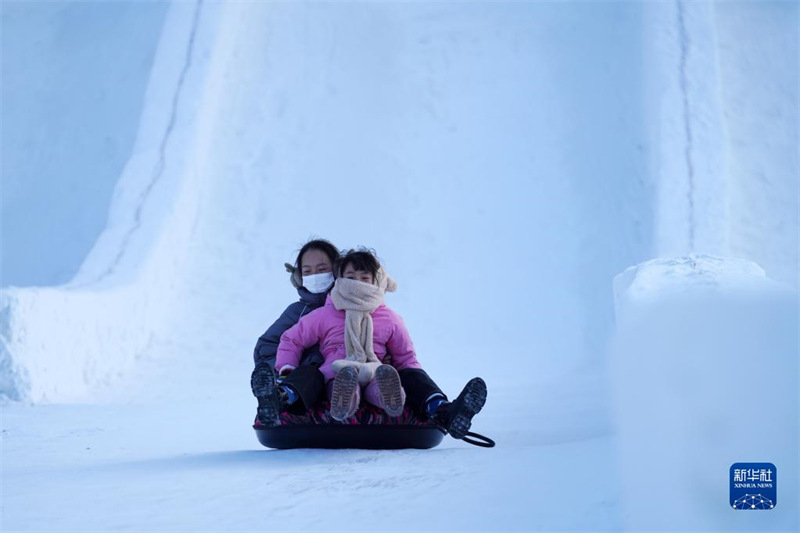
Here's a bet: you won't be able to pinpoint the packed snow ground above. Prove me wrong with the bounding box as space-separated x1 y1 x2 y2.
2 349 619 531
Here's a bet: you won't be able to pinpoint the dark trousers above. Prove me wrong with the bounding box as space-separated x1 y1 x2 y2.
399 368 446 417
282 365 325 411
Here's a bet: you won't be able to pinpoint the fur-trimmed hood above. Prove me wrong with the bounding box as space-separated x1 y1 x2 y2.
285 262 303 289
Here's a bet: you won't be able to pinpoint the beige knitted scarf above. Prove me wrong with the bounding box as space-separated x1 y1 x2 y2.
330 267 397 384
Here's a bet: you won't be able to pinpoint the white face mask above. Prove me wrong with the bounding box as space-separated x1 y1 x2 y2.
302 272 334 293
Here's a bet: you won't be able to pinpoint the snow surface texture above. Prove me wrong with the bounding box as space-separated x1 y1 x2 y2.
1 1 798 532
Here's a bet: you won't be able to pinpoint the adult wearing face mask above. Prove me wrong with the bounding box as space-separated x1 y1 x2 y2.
251 239 339 425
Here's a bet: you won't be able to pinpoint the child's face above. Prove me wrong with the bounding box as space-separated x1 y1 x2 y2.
342 265 375 285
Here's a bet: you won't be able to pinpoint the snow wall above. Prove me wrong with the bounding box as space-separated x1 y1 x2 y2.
0 0 797 420
2 0 652 402
612 255 798 531
1 1 169 286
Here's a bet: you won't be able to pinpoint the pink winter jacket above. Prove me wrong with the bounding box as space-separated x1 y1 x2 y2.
276 295 422 381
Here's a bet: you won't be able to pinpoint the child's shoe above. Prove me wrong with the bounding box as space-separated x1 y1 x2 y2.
250 363 285 426
434 377 487 439
330 366 360 421
375 364 405 417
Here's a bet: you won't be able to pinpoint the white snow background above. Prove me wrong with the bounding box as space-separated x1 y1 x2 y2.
1 1 797 532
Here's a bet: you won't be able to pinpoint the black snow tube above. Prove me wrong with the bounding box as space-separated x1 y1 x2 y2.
253 402 445 450
254 424 445 450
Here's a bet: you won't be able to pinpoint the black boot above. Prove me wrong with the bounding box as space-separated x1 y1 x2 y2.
250 363 286 426
434 377 487 440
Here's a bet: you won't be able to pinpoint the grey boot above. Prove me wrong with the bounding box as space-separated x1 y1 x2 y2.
330 366 360 421
375 364 405 417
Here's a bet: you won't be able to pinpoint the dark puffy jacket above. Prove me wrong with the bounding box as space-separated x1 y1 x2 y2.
253 287 327 368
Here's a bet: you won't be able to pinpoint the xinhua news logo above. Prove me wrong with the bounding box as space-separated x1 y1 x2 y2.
730 463 777 510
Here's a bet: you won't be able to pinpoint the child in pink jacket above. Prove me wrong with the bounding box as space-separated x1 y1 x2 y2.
277 249 422 421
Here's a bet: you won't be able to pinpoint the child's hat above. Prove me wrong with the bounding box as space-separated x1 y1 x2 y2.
376 267 397 293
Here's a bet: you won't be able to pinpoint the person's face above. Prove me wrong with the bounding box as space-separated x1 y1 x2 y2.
342 264 375 284
301 249 333 276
